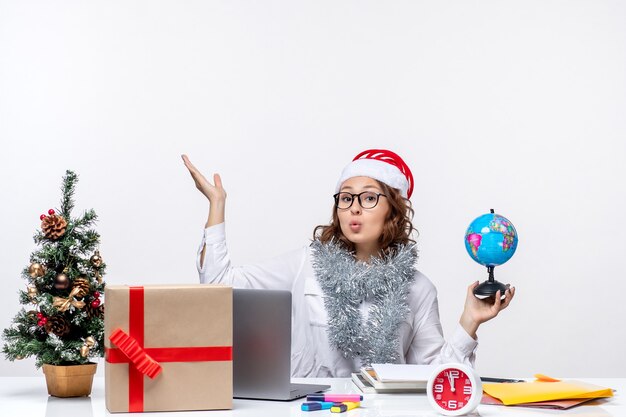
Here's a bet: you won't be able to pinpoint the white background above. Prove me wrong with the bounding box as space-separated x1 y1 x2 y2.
1 1 624 378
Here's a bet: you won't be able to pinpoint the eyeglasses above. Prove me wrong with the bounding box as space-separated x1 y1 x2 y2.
333 191 387 209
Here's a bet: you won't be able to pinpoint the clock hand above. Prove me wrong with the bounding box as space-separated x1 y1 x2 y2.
447 372 456 392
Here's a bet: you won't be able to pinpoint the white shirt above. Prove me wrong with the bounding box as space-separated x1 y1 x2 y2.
197 223 478 377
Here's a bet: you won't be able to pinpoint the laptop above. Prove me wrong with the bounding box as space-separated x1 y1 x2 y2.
233 288 330 400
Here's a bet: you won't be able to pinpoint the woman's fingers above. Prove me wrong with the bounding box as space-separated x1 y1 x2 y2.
181 155 227 203
213 173 223 190
182 155 221 188
182 154 214 198
182 155 205 181
500 286 515 310
467 281 479 297
181 154 196 173
492 290 502 311
182 154 212 186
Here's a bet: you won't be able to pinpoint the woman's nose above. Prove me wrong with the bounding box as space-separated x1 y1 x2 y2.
350 201 362 214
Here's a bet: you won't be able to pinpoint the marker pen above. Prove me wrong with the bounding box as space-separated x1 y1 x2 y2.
301 401 335 411
481 377 525 383
330 401 360 413
307 394 363 402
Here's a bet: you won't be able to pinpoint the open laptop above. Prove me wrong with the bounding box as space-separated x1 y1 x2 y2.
233 288 330 400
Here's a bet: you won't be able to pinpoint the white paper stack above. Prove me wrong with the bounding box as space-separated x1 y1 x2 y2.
351 364 436 393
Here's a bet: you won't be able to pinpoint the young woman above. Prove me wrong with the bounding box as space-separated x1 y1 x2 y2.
182 149 514 378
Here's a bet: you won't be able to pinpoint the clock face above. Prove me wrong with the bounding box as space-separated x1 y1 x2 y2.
431 368 476 412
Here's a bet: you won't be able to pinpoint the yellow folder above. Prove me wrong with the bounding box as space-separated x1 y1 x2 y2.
482 378 613 406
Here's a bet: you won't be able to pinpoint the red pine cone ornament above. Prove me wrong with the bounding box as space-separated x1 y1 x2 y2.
41 214 67 240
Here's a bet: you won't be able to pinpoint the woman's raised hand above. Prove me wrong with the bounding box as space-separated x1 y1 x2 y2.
182 154 226 229
181 154 227 203
459 281 515 339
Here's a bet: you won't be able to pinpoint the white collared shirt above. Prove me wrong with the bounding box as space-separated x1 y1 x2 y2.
197 222 478 377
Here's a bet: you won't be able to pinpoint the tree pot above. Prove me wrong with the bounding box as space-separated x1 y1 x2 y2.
42 362 97 397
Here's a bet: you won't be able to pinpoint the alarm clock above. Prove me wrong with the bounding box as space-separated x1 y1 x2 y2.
426 363 482 416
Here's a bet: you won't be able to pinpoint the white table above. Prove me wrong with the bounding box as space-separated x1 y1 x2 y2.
0 377 622 417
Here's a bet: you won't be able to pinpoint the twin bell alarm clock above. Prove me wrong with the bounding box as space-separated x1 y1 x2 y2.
426 363 482 416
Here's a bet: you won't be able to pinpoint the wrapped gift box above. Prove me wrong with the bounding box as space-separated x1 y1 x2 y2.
104 284 232 413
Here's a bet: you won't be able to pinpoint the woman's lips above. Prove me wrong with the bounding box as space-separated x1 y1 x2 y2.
349 222 362 232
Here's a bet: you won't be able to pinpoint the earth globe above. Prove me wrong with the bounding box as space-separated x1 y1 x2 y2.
465 209 518 299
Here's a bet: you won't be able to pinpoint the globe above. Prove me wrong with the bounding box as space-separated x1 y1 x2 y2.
465 212 518 267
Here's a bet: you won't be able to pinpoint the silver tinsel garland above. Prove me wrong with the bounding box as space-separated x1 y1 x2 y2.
310 240 418 366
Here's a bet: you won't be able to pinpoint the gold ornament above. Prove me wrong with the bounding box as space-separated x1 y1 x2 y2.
16 355 24 360
28 263 46 278
52 287 86 312
95 270 102 284
41 214 67 240
80 336 96 357
90 250 103 268
80 345 90 358
27 285 38 304
54 273 70 290
85 336 96 348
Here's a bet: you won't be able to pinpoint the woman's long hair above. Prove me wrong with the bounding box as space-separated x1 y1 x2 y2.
313 181 417 256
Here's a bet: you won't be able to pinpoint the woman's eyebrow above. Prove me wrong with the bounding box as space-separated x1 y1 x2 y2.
340 185 381 192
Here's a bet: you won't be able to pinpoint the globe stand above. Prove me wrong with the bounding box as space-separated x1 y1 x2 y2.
473 266 508 300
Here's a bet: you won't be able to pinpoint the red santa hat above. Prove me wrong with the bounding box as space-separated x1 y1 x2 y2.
335 149 414 199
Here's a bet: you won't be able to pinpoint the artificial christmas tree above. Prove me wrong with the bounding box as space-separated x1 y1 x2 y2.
2 170 106 397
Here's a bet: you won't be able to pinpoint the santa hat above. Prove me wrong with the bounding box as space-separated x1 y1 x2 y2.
335 149 414 199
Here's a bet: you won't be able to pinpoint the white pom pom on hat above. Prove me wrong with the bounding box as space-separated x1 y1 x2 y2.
335 149 414 199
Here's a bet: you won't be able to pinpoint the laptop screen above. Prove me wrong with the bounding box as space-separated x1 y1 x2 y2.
233 289 293 398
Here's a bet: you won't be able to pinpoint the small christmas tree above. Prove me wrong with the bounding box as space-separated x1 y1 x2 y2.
2 170 106 367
